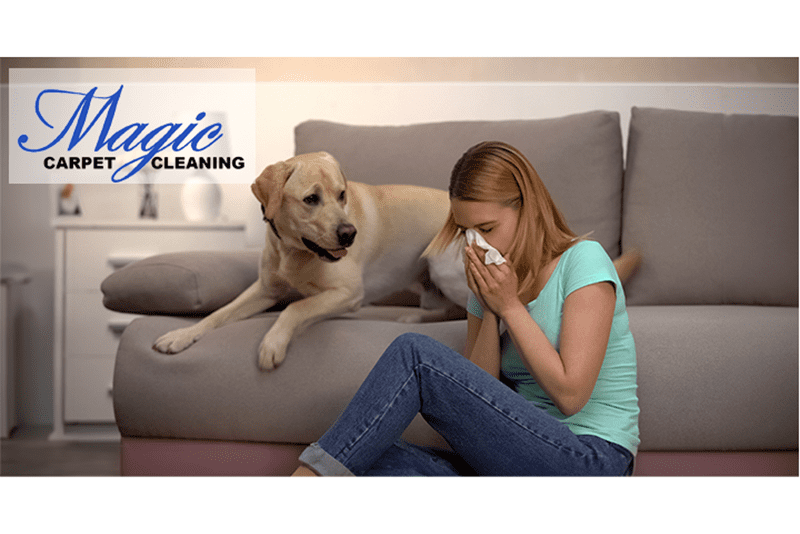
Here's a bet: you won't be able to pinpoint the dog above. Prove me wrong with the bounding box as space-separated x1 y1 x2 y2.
153 152 464 370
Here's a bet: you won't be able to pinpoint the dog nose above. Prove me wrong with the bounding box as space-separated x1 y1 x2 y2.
337 224 357 247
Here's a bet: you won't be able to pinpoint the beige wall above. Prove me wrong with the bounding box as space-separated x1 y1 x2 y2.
3 57 798 83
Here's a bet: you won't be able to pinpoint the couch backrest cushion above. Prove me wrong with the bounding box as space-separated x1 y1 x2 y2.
622 107 798 306
295 111 624 257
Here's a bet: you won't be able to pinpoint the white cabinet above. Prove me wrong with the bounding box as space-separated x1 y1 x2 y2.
51 219 246 440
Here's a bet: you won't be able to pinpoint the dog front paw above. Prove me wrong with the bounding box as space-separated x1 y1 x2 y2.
153 326 203 354
258 334 289 371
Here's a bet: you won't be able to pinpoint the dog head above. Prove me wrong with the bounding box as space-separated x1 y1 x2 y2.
251 152 357 263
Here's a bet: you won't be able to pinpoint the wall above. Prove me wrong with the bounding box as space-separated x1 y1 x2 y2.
4 57 797 83
76 57 799 83
1 57 797 428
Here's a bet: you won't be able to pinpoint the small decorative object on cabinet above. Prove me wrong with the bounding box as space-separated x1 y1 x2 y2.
50 218 247 440
58 184 81 216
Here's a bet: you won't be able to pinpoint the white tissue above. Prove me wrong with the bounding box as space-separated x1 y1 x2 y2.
465 229 506 265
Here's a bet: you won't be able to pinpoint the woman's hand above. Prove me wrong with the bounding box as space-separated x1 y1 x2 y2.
464 244 522 318
464 245 489 311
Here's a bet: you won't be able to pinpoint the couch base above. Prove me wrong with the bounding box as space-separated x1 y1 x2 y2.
632 450 798 476
120 437 798 476
120 437 305 476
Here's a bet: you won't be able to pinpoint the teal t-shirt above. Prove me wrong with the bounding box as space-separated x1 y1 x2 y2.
466 240 640 455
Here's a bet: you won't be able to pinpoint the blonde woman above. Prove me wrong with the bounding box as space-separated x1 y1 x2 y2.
293 141 640 476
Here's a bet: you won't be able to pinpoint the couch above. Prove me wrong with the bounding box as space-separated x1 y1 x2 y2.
102 107 799 476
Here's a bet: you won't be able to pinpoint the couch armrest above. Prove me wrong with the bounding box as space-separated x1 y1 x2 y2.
101 250 261 315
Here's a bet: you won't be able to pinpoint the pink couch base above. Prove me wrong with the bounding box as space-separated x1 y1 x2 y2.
121 437 305 476
120 437 798 476
632 450 797 476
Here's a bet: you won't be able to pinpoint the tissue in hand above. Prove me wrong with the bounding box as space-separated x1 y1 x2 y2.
465 229 506 265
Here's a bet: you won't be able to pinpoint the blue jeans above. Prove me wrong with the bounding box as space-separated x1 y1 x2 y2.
298 333 634 476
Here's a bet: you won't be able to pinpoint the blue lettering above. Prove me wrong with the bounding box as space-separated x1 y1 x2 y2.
172 112 206 150
103 122 149 151
17 86 122 152
140 123 183 152
191 124 223 151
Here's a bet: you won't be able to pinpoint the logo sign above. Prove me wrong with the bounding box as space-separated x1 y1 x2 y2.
9 68 255 184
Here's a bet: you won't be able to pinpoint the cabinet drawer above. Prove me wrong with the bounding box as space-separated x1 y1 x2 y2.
64 356 116 423
65 227 246 291
65 292 140 358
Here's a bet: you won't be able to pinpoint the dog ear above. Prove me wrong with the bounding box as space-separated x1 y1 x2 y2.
251 160 295 219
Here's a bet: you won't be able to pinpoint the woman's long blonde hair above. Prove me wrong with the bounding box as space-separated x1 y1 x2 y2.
424 141 578 298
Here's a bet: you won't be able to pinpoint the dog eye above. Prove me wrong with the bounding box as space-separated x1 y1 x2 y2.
339 191 346 203
303 194 320 206
260 204 267 221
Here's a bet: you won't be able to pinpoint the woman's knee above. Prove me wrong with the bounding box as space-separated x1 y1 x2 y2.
391 332 429 349
384 333 428 363
388 332 444 357
386 332 459 367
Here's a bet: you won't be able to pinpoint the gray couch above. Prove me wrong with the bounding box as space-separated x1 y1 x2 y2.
103 108 799 476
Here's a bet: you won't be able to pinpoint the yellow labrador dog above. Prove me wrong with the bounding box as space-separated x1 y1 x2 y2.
153 152 462 370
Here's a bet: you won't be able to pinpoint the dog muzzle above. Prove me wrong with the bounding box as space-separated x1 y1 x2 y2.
301 224 356 263
302 238 349 263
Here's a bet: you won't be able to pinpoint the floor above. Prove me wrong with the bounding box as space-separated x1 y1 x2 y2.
1 426 120 476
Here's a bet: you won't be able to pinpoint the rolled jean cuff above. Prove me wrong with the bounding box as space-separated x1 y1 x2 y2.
298 442 355 477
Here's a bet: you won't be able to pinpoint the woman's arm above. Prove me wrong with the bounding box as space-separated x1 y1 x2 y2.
466 246 614 416
464 310 502 379
501 282 614 416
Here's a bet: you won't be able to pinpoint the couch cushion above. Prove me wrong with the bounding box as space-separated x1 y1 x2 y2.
114 305 798 453
296 111 625 257
629 305 798 451
622 107 798 305
113 313 464 447
101 250 261 315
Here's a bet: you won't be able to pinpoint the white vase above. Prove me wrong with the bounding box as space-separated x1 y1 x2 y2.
181 175 222 222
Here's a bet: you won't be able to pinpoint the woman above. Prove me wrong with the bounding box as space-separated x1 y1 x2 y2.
293 141 640 476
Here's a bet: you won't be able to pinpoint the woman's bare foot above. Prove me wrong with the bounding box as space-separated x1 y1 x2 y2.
291 465 320 476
